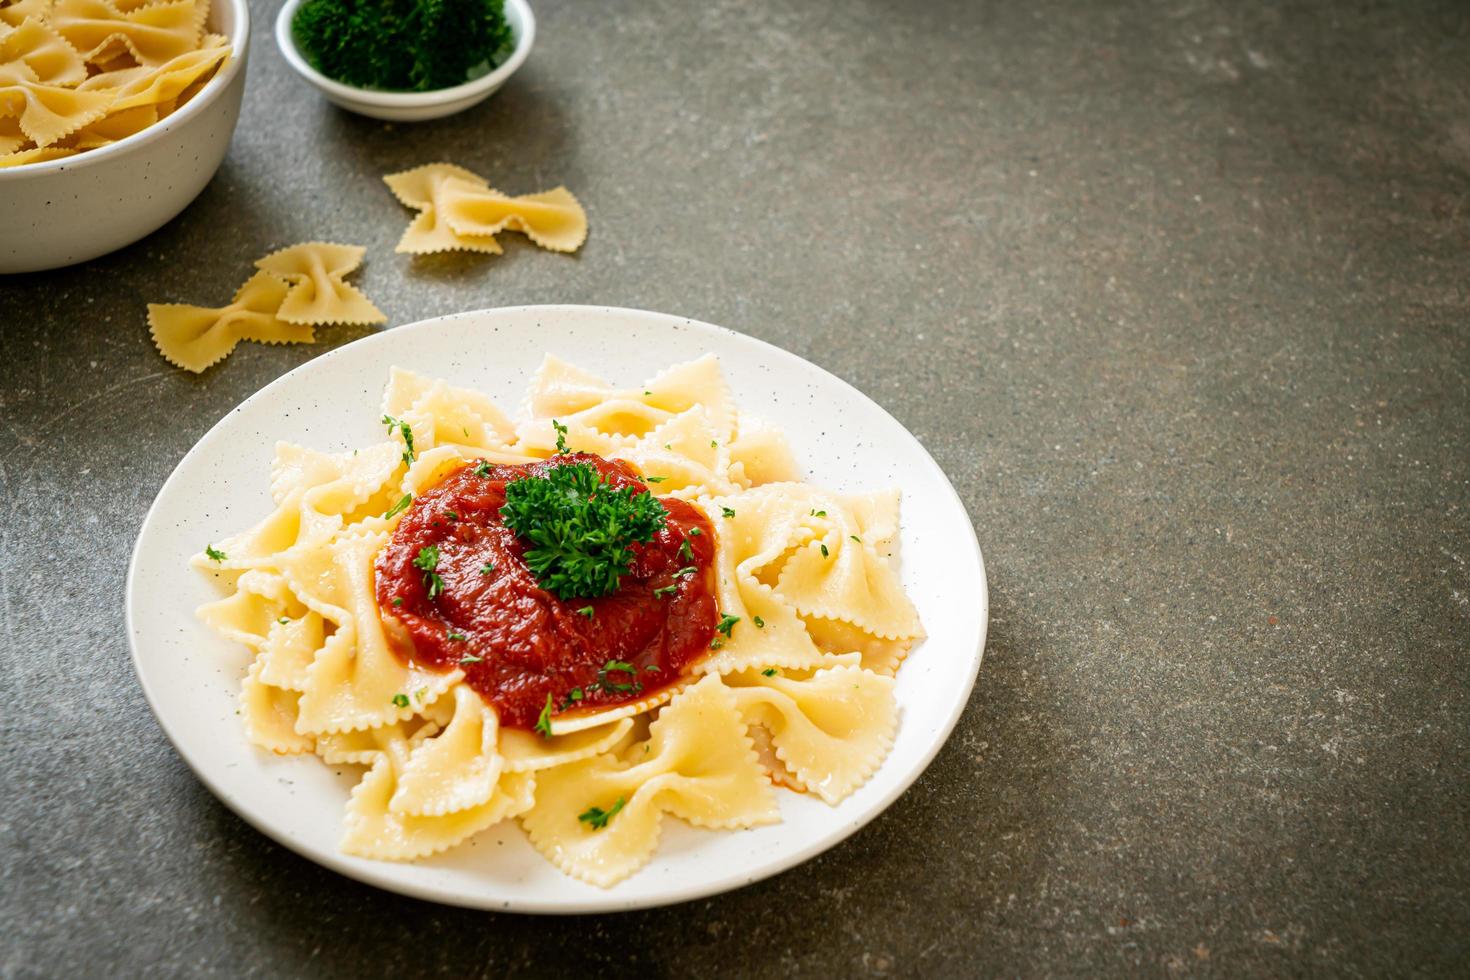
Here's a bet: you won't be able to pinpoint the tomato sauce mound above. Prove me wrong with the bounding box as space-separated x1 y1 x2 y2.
373 453 719 729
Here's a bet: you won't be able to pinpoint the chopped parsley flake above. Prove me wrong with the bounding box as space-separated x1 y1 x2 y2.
715 613 740 638
674 565 698 579
688 527 702 536
710 440 717 448
850 535 861 543
414 686 427 702
753 615 765 628
644 476 667 483
561 686 585 710
534 694 555 738
679 538 695 561
762 668 778 677
473 460 491 478
710 638 725 649
412 545 444 599
552 419 570 453
721 506 736 518
392 597 404 607
278 617 290 625
382 414 416 464
458 653 483 664
577 605 595 619
480 563 495 575
578 797 626 830
653 583 679 598
204 545 227 561
810 509 827 517
644 664 661 672
597 659 640 693
445 510 459 521
820 543 829 558
391 693 409 708
447 631 467 641
384 493 413 520
500 461 669 600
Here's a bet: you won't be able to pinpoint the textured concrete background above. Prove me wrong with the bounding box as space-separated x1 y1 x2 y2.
2 0 1468 975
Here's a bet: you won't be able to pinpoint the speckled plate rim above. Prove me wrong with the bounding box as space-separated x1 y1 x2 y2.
125 305 988 913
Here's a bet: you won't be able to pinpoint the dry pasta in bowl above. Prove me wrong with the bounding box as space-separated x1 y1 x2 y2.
192 354 925 887
0 0 230 167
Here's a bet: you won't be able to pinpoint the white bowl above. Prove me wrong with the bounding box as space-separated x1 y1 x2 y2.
275 0 535 122
0 0 250 275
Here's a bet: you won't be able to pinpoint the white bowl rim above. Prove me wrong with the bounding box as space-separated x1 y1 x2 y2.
0 0 250 180
274 0 535 108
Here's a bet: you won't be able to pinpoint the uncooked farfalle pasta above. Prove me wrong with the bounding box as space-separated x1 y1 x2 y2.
148 242 385 372
0 0 229 167
384 162 588 255
192 355 924 886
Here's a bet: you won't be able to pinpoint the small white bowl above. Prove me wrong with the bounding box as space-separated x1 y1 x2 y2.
0 0 250 275
275 0 534 122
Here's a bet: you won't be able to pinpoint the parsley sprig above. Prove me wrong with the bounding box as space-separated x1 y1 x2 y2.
382 414 416 465
578 797 626 830
413 545 444 598
500 462 669 599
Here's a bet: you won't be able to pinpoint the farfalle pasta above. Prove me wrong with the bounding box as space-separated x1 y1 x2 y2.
384 161 589 256
149 243 384 373
194 356 925 885
0 0 229 168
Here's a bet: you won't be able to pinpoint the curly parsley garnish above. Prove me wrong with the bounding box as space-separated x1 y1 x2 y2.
204 545 227 562
578 797 626 830
382 414 416 465
500 462 668 599
412 545 444 598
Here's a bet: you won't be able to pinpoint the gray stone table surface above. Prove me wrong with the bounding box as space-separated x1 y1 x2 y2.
2 0 1468 975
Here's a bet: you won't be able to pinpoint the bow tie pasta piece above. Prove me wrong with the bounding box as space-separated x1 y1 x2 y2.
727 413 802 487
316 716 437 765
50 0 203 66
149 270 311 374
0 0 49 29
0 17 86 86
0 110 22 152
439 179 589 253
196 568 298 650
382 163 503 255
282 532 463 737
772 489 924 642
518 354 736 453
388 684 503 817
278 441 406 540
240 657 316 755
342 740 535 861
725 665 897 805
692 492 830 676
610 407 742 501
255 242 386 326
0 79 113 146
87 40 227 111
520 675 778 887
383 368 521 456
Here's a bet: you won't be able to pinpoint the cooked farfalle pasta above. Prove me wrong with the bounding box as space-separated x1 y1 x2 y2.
194 356 924 886
383 161 589 256
148 243 383 373
0 0 229 167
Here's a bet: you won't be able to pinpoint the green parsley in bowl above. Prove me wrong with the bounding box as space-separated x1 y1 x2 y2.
276 0 534 121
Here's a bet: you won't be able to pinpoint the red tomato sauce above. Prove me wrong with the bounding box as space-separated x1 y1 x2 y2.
373 453 718 729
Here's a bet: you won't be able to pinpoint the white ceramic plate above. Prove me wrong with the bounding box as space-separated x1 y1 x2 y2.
126 305 988 913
